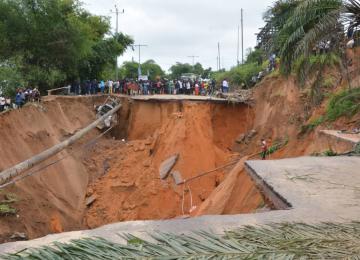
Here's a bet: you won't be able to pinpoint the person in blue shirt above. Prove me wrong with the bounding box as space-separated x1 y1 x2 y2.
100 80 105 94
15 90 24 108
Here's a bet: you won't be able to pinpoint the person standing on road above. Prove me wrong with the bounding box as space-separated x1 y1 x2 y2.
15 90 24 108
222 79 229 93
5 97 11 110
168 80 175 94
178 80 183 94
194 82 200 95
186 81 191 95
0 96 5 112
108 79 114 94
100 80 105 94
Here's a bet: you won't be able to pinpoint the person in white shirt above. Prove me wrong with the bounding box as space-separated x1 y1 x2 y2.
178 80 183 94
186 81 191 95
108 80 114 94
0 96 5 112
222 79 229 93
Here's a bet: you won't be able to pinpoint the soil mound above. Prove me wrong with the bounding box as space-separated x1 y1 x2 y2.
84 102 259 228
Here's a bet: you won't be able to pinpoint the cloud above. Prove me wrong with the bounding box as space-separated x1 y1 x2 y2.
83 0 273 72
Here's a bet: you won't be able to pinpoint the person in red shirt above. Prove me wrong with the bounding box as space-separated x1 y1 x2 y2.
261 139 268 160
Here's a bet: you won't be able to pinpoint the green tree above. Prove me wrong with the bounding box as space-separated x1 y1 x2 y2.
261 0 342 75
119 60 164 80
192 62 204 76
245 48 264 65
201 67 213 79
0 0 133 93
142 60 165 81
119 61 139 79
169 62 193 79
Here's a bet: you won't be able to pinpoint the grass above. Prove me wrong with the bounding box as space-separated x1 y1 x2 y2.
0 204 16 215
300 87 360 133
323 149 337 157
0 193 18 216
322 76 335 89
300 116 325 134
326 87 360 121
267 137 289 155
3 222 360 259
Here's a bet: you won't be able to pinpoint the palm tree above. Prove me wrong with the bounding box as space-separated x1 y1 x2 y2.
4 222 360 259
277 0 343 74
345 0 360 29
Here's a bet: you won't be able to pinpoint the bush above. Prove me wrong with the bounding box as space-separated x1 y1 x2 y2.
300 116 324 134
326 88 360 121
0 204 16 215
322 77 335 88
214 62 263 89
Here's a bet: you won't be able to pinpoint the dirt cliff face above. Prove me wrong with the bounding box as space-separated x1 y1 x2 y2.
1 69 357 243
0 96 107 243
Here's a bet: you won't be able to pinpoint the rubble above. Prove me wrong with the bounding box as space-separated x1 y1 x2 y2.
217 89 253 104
159 154 179 179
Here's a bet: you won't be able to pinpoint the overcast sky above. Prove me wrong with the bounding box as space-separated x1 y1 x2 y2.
82 0 273 72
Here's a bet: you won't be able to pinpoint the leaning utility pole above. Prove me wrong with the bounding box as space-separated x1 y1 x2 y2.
111 5 124 80
188 55 199 66
131 44 148 78
241 8 244 64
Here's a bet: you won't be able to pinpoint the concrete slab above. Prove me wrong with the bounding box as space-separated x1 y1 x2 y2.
131 94 237 103
159 154 179 179
1 156 360 255
320 130 360 144
171 171 183 185
246 156 360 214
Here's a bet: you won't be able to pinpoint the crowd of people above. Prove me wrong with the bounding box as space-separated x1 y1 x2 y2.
0 87 40 112
0 78 231 113
68 78 222 96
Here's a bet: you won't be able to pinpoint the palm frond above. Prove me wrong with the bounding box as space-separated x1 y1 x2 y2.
3 222 360 259
294 9 342 58
345 0 360 28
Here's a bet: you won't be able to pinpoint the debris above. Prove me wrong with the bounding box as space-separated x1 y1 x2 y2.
171 171 183 185
111 180 135 188
236 129 257 144
216 89 253 104
159 154 179 179
103 159 110 174
248 129 257 139
10 232 28 241
235 134 246 144
86 195 97 207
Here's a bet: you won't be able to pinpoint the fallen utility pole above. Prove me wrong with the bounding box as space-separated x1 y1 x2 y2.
0 103 122 186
